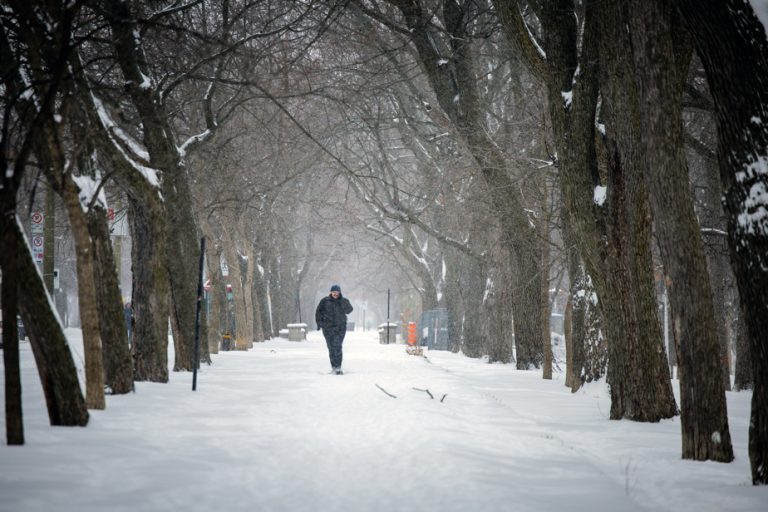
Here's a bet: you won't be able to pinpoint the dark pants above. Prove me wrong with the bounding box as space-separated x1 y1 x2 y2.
322 326 347 368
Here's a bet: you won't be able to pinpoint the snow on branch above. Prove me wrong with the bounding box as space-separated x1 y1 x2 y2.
735 155 768 236
91 95 150 161
178 129 213 157
92 95 161 190
593 185 607 206
72 173 107 213
561 90 573 110
701 227 728 237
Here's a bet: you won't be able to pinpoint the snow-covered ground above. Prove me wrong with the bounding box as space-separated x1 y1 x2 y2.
1 329 765 512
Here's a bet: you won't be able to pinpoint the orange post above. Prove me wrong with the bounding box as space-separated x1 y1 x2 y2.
407 321 417 346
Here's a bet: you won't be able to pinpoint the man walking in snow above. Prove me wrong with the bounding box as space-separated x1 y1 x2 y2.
315 284 353 375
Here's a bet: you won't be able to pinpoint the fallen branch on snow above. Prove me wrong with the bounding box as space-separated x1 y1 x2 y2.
412 387 434 399
376 384 397 399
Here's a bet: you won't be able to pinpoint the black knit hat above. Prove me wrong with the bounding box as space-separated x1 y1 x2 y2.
330 284 341 292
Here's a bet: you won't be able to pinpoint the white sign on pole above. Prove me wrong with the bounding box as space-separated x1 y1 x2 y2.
32 235 44 263
220 257 229 277
31 211 44 234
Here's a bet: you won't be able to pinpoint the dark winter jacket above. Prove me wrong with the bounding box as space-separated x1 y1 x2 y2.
315 294 353 330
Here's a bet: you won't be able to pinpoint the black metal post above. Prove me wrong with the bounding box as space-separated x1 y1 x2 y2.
192 237 206 391
387 288 390 344
297 289 302 323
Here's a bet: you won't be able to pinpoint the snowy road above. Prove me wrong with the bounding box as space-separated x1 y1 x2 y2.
1 329 765 512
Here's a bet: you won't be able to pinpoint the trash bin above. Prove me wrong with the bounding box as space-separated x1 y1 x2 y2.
287 323 307 341
378 323 397 344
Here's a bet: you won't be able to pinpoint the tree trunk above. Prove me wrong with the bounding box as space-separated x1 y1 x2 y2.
675 0 768 483
78 95 171 383
441 247 465 354
18 64 106 410
629 0 733 461
696 152 733 391
251 248 271 341
383 0 544 368
488 260 515 364
591 0 677 422
508 253 544 369
164 174 202 369
88 207 134 394
565 238 588 392
248 248 266 345
60 178 105 410
459 260 488 358
13 218 89 426
564 296 573 388
582 294 606 384
701 207 733 392
223 235 251 350
268 254 284 337
201 226 223 354
541 187 553 379
69 118 134 395
240 242 255 348
1 0 88 424
529 1 672 418
250 274 265 344
1 190 25 444
104 0 200 372
733 305 753 391
206 260 222 354
128 197 170 382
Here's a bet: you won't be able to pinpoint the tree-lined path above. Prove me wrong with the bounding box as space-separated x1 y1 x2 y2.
1 330 762 512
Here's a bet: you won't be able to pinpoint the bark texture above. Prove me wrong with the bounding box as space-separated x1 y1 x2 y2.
629 0 733 460
61 177 105 409
1 194 24 444
88 208 134 394
675 0 768 483
128 197 170 382
104 0 201 372
598 0 677 422
503 0 675 420
14 220 89 426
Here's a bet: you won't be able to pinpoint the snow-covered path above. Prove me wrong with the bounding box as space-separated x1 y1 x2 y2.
1 329 765 512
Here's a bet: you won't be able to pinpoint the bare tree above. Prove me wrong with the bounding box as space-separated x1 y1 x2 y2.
0 3 89 431
674 0 768 485
628 0 733 461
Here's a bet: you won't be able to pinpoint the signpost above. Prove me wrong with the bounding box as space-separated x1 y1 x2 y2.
31 211 44 264
31 211 44 231
387 288 391 344
32 235 44 263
